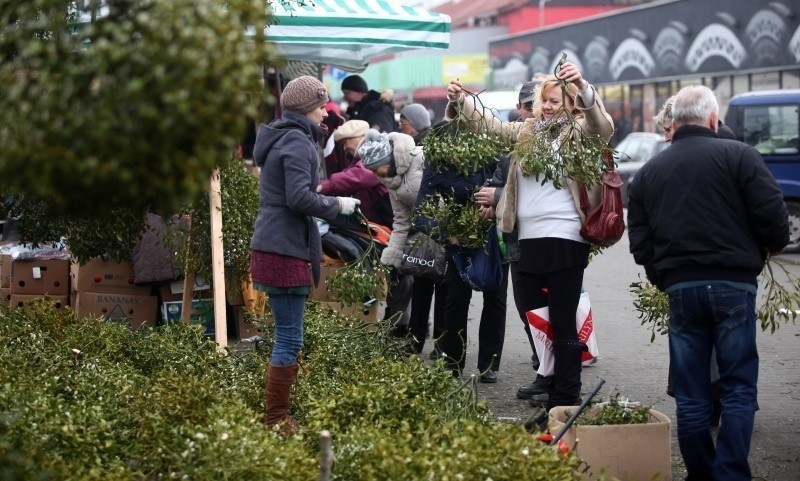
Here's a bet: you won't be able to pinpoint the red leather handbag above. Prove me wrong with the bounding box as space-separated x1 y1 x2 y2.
579 148 625 247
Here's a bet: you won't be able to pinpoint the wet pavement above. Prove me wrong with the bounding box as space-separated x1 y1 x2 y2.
429 234 800 481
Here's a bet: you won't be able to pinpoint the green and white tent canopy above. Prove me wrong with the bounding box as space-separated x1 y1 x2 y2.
71 1 450 72
260 0 451 71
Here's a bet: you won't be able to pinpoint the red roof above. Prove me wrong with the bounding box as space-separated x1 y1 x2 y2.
435 0 531 29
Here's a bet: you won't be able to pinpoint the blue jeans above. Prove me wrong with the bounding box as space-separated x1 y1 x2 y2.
268 293 307 366
667 282 758 481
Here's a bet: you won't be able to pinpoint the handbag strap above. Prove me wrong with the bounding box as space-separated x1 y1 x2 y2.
579 143 614 216
601 144 615 171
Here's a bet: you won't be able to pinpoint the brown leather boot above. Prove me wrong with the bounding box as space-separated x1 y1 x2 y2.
264 363 299 434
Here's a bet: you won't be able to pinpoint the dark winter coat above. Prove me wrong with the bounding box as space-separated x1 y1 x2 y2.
317 158 391 226
250 110 341 286
414 161 497 240
627 124 789 290
347 90 396 133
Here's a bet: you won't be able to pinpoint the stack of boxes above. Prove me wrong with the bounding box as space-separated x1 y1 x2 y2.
6 256 71 309
70 257 158 329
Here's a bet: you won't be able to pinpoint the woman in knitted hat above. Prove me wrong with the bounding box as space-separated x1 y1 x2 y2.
358 129 430 346
250 75 361 434
316 120 393 227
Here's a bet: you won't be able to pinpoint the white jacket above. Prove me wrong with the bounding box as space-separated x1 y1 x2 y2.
379 132 425 267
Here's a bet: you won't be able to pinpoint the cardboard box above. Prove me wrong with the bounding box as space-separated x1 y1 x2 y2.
0 287 10 306
318 300 379 322
0 254 11 288
158 283 183 302
70 257 151 295
73 292 158 330
235 306 261 340
547 406 671 481
10 258 70 295
309 264 338 302
161 299 215 334
9 294 69 310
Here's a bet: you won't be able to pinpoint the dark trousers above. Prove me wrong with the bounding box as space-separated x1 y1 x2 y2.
516 266 585 408
440 260 508 374
510 261 539 371
382 271 413 326
408 276 448 353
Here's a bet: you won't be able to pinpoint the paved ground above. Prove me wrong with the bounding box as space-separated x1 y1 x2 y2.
422 234 800 481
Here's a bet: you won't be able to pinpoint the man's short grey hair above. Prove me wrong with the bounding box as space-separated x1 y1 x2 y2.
673 85 719 124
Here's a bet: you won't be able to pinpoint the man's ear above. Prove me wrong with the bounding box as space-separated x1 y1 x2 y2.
709 113 719 132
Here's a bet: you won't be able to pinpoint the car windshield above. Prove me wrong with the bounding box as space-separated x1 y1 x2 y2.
615 134 667 163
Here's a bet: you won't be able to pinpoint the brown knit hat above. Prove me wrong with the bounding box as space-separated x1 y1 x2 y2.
280 76 328 113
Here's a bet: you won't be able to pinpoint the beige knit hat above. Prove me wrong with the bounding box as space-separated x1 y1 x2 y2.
333 120 369 142
280 75 328 113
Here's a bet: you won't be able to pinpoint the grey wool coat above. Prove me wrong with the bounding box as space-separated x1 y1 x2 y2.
250 110 341 286
378 132 425 268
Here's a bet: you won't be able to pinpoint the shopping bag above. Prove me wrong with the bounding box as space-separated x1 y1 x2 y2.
449 226 504 291
526 291 599 378
396 232 448 282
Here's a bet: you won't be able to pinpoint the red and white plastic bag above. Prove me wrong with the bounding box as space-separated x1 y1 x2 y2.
526 291 599 378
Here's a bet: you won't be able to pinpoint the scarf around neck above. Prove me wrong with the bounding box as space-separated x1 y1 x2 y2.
531 116 570 140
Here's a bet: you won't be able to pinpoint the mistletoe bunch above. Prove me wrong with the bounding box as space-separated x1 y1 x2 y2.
415 192 493 250
326 218 390 307
421 97 509 177
515 54 609 189
516 126 609 189
630 256 800 341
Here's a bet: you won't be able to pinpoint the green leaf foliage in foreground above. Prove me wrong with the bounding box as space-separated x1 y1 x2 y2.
0 0 271 217
0 300 581 480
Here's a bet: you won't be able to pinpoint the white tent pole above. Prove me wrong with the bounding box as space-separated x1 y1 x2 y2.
209 168 228 349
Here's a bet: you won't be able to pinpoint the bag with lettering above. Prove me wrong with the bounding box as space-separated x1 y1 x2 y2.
526 291 599 377
396 232 448 282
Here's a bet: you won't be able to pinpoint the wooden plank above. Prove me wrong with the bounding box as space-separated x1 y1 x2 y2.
209 168 228 348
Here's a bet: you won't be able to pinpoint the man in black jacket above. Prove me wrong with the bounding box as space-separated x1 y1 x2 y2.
341 75 396 133
627 85 789 481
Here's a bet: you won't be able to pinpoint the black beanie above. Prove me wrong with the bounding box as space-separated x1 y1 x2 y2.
341 75 368 93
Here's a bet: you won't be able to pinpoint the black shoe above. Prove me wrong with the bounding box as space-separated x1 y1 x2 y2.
390 324 409 338
524 409 549 433
529 392 548 407
479 370 498 383
516 375 553 399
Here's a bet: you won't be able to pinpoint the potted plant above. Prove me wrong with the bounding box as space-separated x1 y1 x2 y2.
547 395 671 481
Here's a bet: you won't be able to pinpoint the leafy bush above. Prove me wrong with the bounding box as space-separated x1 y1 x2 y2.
0 300 582 480
0 0 271 217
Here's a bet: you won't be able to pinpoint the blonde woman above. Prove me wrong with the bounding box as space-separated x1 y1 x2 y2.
446 61 613 419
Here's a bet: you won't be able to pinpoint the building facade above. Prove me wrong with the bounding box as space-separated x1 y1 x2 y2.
488 0 800 144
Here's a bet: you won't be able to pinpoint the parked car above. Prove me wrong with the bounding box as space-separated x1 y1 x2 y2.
725 89 800 252
614 132 669 207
